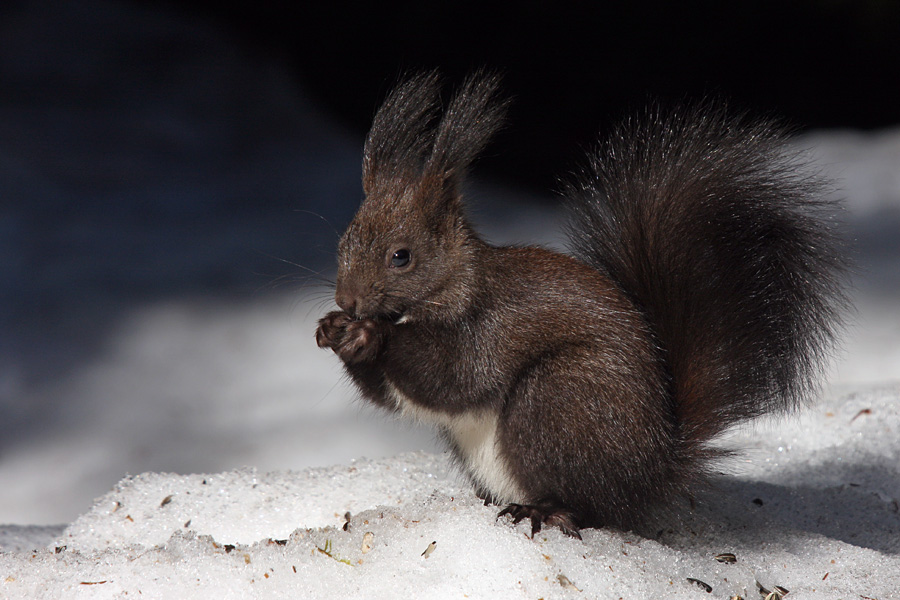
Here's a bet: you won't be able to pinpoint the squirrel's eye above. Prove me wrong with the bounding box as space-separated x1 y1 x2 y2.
390 249 411 268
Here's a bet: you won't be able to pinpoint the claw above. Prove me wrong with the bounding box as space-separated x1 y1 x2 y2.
497 503 582 540
530 515 543 538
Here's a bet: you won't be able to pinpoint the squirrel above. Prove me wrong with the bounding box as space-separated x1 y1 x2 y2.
315 71 846 538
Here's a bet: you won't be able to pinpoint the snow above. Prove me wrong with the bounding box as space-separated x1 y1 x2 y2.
2 388 899 598
2 0 900 597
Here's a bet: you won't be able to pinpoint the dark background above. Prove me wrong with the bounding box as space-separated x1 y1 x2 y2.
155 0 900 190
2 0 898 393
2 0 899 524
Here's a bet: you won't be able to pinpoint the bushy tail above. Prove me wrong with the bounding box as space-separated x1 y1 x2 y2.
565 103 847 449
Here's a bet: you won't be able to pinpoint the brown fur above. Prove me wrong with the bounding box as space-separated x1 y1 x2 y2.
316 72 847 534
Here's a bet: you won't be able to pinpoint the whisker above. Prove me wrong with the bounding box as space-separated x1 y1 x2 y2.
420 299 446 307
309 297 337 318
382 291 447 307
293 209 343 240
253 272 335 296
252 249 336 281
309 377 345 409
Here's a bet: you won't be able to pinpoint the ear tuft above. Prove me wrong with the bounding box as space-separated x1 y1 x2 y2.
362 71 507 197
423 70 508 185
362 71 442 195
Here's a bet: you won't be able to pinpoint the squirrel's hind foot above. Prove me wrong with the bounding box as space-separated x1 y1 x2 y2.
497 503 582 540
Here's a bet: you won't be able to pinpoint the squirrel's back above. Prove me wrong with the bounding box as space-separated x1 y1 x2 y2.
564 104 847 459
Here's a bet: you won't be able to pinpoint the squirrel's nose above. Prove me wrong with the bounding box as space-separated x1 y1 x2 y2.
336 292 357 316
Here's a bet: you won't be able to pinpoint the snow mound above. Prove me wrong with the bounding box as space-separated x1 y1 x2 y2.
2 387 898 599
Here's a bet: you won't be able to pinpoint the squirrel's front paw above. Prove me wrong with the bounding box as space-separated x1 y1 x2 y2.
316 311 352 350
337 319 383 364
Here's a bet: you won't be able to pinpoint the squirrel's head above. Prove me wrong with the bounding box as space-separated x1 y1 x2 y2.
335 71 507 323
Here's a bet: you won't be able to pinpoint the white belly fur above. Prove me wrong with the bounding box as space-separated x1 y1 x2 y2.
385 381 525 504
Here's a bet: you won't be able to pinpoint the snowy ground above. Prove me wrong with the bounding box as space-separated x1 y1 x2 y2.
2 0 899 597
1 388 899 598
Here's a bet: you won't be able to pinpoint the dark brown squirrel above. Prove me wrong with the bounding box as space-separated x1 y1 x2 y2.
315 72 847 538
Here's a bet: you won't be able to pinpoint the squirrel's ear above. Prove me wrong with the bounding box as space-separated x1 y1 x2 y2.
362 71 507 211
362 72 441 197
422 71 508 195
